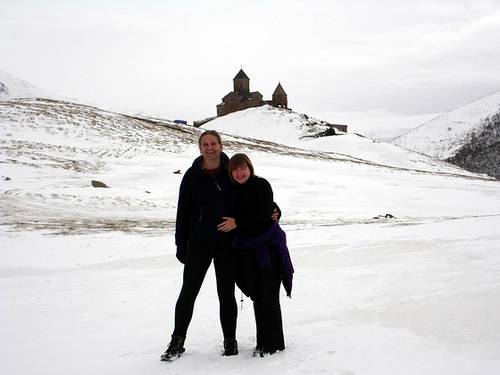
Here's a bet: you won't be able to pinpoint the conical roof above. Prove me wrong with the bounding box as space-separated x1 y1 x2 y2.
234 69 249 80
273 82 287 96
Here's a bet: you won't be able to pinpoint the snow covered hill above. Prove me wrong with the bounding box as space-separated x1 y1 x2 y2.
0 70 54 100
390 90 500 178
202 105 481 175
0 97 399 232
446 112 500 180
1 97 489 231
2 92 500 374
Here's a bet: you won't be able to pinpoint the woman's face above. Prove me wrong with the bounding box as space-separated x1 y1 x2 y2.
232 164 251 184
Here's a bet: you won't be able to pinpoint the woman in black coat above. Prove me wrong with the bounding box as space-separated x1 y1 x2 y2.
218 154 293 357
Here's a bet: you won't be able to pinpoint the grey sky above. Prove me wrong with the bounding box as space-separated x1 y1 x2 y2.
1 0 499 139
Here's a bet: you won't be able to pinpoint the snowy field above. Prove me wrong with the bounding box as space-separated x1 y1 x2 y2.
1 99 500 374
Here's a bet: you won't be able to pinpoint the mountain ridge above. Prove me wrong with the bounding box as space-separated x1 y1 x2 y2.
0 69 54 100
390 90 500 179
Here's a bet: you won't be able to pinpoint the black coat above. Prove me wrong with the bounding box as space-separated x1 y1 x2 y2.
232 175 293 298
234 176 275 238
175 152 236 261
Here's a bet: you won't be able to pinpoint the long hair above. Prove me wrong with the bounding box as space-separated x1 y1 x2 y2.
228 153 255 184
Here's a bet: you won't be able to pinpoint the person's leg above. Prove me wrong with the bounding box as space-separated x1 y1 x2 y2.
213 245 239 355
258 248 285 352
242 250 263 349
172 246 212 337
162 246 213 360
213 245 238 341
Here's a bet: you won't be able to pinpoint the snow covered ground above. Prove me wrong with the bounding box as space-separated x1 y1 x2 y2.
1 99 500 374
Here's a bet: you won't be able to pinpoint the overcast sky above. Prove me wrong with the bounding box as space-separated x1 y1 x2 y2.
1 0 499 139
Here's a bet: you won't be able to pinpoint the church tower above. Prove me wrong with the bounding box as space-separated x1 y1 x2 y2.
272 82 288 109
233 69 250 94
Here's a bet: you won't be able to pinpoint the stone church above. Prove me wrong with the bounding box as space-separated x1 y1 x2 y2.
216 69 289 117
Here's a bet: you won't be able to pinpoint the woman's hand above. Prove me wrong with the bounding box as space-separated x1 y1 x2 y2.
272 207 280 222
218 217 236 232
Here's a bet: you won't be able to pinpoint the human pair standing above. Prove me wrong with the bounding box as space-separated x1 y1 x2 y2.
161 131 293 361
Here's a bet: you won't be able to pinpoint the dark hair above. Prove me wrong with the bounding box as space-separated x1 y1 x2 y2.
228 153 255 184
199 130 222 146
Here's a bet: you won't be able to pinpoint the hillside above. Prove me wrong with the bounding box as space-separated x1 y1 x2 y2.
0 97 411 232
203 105 479 176
390 90 500 179
446 112 500 179
0 98 308 231
0 69 53 100
2 97 491 232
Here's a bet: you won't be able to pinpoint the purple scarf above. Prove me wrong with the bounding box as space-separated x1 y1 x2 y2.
232 221 294 297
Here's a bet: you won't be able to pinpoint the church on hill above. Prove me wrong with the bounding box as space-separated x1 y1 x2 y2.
216 69 289 117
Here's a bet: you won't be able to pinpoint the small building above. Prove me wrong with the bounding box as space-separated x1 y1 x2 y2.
216 69 289 117
329 124 348 133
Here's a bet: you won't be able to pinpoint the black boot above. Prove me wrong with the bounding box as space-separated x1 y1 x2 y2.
253 347 283 357
160 335 186 361
223 339 238 356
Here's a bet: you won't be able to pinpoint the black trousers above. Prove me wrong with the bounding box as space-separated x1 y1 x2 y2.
243 246 285 351
173 245 238 340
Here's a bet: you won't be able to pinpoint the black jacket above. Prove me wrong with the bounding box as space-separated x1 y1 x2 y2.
175 152 236 262
234 176 275 238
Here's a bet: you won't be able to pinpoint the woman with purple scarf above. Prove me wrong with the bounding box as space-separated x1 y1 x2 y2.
218 153 294 357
